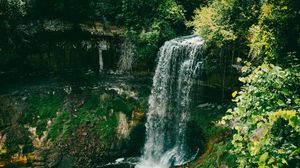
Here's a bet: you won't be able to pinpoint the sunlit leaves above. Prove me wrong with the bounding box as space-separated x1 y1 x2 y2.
223 63 300 167
190 0 236 47
232 91 238 98
248 0 300 66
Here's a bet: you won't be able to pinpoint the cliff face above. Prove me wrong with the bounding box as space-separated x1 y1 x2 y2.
0 20 126 76
0 75 151 168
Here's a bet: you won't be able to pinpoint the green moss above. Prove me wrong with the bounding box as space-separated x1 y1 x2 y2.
97 114 118 144
110 97 133 116
47 94 119 143
82 95 99 110
43 90 146 147
81 95 119 143
18 91 63 137
47 111 71 141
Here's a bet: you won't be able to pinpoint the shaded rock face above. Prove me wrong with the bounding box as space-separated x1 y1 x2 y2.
117 112 130 139
15 37 120 74
0 98 23 128
0 20 125 77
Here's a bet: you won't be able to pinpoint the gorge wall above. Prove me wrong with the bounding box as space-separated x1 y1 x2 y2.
0 20 126 76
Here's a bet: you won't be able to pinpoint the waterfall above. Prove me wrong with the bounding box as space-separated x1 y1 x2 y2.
99 48 103 72
136 35 204 168
118 39 136 73
98 41 108 72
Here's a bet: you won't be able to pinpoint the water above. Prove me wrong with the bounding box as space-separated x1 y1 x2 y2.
98 41 108 72
136 35 204 168
118 39 136 73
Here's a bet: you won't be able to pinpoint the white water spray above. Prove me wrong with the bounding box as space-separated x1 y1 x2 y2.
137 35 204 168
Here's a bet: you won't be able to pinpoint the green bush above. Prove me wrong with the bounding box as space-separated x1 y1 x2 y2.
190 0 236 47
200 141 236 168
223 63 300 167
122 0 187 69
248 0 300 67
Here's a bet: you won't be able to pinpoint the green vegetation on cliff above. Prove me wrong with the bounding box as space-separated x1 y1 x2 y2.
0 79 150 167
190 0 300 167
224 64 300 167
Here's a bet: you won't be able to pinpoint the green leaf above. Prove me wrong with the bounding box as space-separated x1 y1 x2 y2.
277 99 285 106
267 157 275 164
295 98 300 105
281 88 290 96
259 152 269 163
282 158 288 165
233 134 243 141
291 148 300 156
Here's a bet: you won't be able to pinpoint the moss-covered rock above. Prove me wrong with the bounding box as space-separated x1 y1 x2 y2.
0 75 150 167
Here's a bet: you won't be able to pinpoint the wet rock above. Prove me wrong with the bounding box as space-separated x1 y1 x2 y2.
116 112 130 139
47 151 62 168
100 93 110 105
32 162 45 166
220 163 229 168
197 103 210 108
57 155 74 168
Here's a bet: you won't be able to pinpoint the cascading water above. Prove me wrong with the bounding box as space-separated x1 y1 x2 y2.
118 39 136 73
136 35 204 168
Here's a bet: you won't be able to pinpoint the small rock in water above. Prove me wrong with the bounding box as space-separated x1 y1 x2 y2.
12 91 19 95
197 103 210 108
47 120 52 126
115 158 124 163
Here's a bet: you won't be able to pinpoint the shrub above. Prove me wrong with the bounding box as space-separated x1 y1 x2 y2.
223 63 300 167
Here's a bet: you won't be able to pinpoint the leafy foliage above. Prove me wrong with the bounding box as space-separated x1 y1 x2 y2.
191 1 300 165
191 0 300 66
248 0 300 67
190 0 237 47
190 0 260 48
223 64 300 167
123 0 187 69
189 0 262 81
